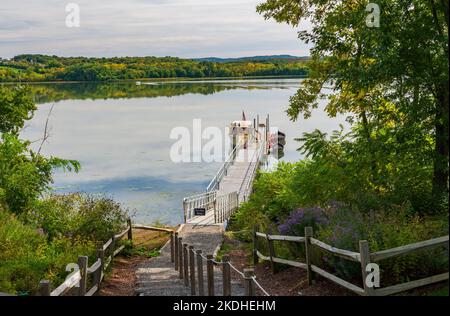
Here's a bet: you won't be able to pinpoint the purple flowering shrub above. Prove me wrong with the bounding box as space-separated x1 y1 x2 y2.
315 208 367 279
278 207 329 236
316 205 449 282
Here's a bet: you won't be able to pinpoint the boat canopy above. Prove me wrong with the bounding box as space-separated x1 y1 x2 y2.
231 121 253 128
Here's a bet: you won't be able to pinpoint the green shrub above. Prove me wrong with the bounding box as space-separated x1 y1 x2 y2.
24 193 129 242
0 210 96 295
0 133 80 215
0 192 129 295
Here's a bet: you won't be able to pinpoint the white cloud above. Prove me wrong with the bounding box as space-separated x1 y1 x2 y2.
0 0 312 58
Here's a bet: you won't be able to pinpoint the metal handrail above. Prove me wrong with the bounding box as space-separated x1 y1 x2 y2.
183 190 217 203
206 127 259 192
238 140 266 202
206 138 245 192
183 190 217 222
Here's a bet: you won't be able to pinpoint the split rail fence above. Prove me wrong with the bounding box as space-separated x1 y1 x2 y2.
253 226 449 296
13 221 172 296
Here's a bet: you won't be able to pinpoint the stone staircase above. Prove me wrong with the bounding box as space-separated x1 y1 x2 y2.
136 225 244 296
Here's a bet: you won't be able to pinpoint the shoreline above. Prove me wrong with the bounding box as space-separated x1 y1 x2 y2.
0 75 307 85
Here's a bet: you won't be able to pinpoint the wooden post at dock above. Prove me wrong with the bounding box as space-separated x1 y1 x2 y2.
222 255 231 296
178 237 184 279
170 232 175 263
206 255 215 296
174 233 179 270
244 269 255 296
196 250 204 296
189 246 196 295
183 244 189 286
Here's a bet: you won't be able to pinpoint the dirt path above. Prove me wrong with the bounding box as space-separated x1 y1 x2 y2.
99 228 171 296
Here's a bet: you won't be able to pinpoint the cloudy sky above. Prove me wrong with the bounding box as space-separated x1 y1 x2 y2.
0 0 312 59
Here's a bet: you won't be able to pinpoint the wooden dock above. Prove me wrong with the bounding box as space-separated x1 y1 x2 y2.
183 116 268 227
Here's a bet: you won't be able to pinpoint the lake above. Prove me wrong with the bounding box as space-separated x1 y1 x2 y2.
20 79 345 225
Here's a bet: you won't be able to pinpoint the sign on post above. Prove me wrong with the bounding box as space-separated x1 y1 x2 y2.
194 208 207 216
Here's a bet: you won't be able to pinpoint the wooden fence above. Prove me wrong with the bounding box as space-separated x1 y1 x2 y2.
34 222 173 296
253 226 449 296
170 232 270 296
37 219 133 296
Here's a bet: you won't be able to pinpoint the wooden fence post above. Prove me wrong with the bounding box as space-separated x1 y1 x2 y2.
196 250 204 296
189 246 196 295
111 234 116 258
38 280 51 296
127 219 133 241
92 259 102 295
206 255 215 296
359 240 375 296
305 227 314 286
174 233 179 270
178 237 184 279
170 232 175 263
266 227 276 274
243 269 255 296
78 256 88 296
252 225 258 265
97 248 105 283
183 244 189 286
222 255 231 296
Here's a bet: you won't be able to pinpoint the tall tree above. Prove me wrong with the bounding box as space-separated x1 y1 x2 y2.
257 0 449 208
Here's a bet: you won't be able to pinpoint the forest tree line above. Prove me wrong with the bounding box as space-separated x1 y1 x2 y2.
0 55 309 82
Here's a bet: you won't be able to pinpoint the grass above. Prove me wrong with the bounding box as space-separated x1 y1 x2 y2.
122 228 172 259
424 283 449 296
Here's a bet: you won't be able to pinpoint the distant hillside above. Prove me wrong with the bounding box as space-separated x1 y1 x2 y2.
193 55 309 63
0 54 309 82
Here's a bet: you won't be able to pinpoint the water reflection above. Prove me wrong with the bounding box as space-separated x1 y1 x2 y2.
20 79 345 225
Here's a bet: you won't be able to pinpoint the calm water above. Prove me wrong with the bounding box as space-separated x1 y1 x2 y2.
20 79 345 225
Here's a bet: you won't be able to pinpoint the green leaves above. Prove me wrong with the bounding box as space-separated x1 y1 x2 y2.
0 88 80 215
0 86 36 134
258 0 449 209
256 0 309 27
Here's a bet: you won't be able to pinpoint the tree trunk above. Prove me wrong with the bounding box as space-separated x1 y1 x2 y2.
432 83 449 210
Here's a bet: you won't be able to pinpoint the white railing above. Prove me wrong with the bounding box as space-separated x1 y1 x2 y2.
206 139 245 192
183 191 217 223
238 140 266 203
184 126 265 224
214 192 239 224
206 128 258 192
